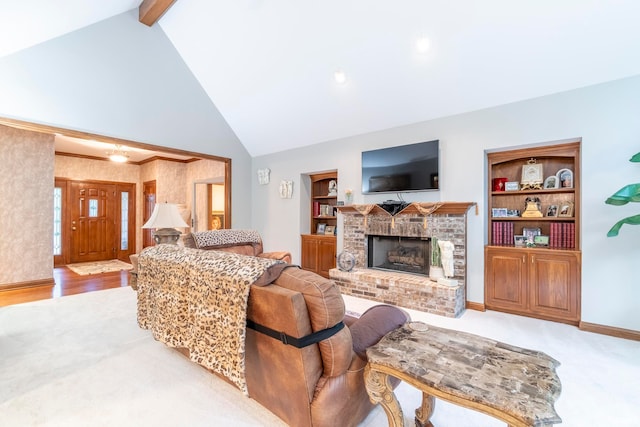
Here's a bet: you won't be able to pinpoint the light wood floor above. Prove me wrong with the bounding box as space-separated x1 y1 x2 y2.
0 267 130 307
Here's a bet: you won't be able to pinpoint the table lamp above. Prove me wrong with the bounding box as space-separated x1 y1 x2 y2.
142 202 190 244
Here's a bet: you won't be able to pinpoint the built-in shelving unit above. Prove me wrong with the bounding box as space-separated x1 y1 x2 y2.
485 141 581 325
301 171 337 278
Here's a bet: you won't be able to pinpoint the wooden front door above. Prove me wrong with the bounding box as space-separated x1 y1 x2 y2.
143 181 156 248
70 182 116 263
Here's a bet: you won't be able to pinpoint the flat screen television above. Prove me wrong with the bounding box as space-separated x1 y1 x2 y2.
361 139 439 194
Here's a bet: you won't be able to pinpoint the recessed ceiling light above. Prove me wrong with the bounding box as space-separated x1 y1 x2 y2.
334 69 347 85
416 36 430 53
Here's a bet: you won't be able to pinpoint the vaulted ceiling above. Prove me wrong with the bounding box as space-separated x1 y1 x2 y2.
2 1 640 157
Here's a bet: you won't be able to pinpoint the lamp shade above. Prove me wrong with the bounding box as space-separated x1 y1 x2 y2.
142 203 190 229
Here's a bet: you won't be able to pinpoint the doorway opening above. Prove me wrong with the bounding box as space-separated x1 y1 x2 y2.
54 178 136 266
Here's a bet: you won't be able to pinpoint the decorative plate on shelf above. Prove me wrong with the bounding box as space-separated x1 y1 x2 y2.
337 251 356 272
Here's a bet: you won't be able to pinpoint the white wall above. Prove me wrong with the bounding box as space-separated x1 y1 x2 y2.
252 75 640 332
0 10 253 229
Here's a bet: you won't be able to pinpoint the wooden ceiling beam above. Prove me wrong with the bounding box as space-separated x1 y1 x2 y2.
139 0 178 27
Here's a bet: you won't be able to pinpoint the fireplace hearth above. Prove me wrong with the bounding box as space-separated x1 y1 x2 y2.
367 235 430 276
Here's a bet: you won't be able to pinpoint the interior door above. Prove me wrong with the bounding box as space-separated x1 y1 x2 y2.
70 182 116 263
143 181 156 248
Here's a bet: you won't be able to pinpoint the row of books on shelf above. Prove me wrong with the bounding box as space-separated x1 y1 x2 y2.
549 222 575 249
491 221 575 248
313 201 336 217
492 222 515 246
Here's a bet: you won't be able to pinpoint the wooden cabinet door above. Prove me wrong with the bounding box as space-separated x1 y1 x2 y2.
529 251 580 322
301 235 318 272
317 238 336 278
485 248 527 312
301 235 335 278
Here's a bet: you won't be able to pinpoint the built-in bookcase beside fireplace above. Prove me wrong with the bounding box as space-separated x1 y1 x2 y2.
330 202 475 317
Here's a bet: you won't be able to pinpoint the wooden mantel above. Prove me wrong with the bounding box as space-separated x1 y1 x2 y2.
338 202 477 216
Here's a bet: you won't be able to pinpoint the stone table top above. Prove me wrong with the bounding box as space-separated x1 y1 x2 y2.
366 322 562 426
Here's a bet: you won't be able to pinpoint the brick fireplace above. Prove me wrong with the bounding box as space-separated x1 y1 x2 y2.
330 202 475 317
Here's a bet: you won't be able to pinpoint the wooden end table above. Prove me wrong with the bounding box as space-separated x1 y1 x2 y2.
364 322 562 427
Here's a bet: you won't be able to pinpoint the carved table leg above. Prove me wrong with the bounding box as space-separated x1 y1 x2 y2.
364 364 406 427
415 392 435 427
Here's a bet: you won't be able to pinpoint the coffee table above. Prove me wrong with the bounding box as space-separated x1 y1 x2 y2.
364 322 562 427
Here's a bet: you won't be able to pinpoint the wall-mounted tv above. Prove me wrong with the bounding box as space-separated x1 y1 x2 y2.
362 139 439 194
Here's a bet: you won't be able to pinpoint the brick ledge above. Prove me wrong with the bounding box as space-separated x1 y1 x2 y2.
330 268 465 318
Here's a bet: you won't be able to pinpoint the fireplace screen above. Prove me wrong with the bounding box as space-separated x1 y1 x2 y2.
367 235 430 276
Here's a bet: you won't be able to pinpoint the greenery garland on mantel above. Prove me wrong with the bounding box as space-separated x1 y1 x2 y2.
338 202 477 217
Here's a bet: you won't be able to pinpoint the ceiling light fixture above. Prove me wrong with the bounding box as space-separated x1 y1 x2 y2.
416 36 431 53
334 69 347 85
107 144 129 163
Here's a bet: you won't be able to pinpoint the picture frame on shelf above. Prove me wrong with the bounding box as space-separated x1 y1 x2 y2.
316 223 326 234
556 168 573 188
514 235 527 247
558 202 574 217
546 205 558 217
522 227 541 244
491 208 508 218
521 159 544 189
324 225 336 235
533 235 550 247
544 175 559 189
505 181 520 191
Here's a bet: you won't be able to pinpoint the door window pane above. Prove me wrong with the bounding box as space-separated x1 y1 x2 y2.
89 199 98 217
121 192 129 250
53 187 62 256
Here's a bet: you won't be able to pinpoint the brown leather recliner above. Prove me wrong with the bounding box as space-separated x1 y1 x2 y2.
246 267 408 427
186 230 409 427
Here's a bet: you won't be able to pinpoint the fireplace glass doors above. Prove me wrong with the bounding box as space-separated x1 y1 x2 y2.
367 235 430 276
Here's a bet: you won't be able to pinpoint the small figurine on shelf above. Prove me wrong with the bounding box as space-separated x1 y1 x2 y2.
328 180 337 196
522 196 543 218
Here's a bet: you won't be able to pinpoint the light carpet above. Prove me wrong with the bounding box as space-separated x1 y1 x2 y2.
1 288 638 426
66 259 133 275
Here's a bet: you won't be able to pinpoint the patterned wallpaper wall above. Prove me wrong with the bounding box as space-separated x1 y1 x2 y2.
156 160 187 205
55 155 140 182
0 125 54 286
